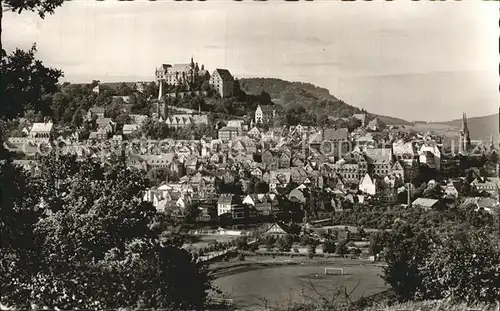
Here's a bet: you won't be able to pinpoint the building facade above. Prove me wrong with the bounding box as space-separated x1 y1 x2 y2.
210 69 234 98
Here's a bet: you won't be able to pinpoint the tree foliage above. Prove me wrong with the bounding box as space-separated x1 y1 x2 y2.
0 45 62 119
0 153 212 309
381 223 500 305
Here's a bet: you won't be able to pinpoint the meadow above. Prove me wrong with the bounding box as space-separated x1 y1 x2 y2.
212 256 387 310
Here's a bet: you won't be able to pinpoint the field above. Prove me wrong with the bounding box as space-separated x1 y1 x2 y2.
212 256 387 310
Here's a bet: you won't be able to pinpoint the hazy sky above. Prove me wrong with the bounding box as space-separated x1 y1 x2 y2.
3 1 498 121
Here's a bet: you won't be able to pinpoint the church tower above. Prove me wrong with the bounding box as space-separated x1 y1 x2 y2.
460 112 471 153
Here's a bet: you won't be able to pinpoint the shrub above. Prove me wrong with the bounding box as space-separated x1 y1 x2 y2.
322 239 336 254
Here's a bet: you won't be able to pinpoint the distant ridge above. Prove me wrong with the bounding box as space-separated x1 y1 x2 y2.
239 77 411 125
435 113 499 141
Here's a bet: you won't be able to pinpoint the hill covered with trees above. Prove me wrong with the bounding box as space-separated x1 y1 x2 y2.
239 78 411 125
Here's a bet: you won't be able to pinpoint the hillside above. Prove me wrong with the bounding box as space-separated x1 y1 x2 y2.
238 78 411 125
437 113 499 141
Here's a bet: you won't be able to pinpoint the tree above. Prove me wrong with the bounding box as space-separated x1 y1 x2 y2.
71 109 83 128
276 235 293 252
381 225 434 302
346 117 362 132
0 45 62 119
0 154 213 309
235 236 249 251
322 239 336 254
369 231 389 258
263 235 276 251
418 230 500 304
336 239 349 255
307 239 319 255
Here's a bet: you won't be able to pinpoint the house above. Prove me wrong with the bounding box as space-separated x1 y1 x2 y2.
96 118 115 136
323 128 349 143
29 121 53 140
356 133 375 145
269 170 292 189
444 180 462 198
255 105 278 124
393 141 419 182
217 194 245 219
264 222 290 239
261 149 276 168
353 113 367 126
226 120 244 128
87 107 105 120
365 148 393 176
419 144 441 171
165 114 208 128
471 177 500 199
461 197 499 214
123 124 140 137
250 167 263 179
247 127 261 138
359 173 376 195
412 197 440 210
142 153 175 170
391 161 405 179
366 118 384 132
196 203 218 222
279 152 291 169
210 69 234 98
218 127 239 142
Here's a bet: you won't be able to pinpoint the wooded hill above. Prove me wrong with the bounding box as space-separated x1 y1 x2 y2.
238 78 411 125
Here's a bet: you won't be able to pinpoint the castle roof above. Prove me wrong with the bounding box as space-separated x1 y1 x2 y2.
170 63 192 72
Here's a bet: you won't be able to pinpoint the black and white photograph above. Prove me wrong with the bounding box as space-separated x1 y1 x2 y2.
1 1 499 310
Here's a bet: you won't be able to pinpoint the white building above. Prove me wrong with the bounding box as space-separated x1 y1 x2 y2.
359 173 376 195
210 69 234 98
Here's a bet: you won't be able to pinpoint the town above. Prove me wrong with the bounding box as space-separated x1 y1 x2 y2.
6 59 499 230
1 2 499 307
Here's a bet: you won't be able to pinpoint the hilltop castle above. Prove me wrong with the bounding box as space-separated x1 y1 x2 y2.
155 57 210 91
155 57 235 100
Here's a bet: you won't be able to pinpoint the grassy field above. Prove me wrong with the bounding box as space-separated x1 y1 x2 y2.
212 256 387 310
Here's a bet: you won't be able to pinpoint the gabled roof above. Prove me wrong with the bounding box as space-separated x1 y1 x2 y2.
123 124 139 132
323 128 348 141
412 197 439 208
365 148 392 164
265 223 290 235
391 161 404 171
31 122 53 132
258 105 277 113
217 193 233 205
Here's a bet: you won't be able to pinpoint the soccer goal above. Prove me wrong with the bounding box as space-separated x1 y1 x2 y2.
324 267 344 275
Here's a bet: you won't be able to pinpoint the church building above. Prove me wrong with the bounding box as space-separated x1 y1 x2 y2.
459 112 471 154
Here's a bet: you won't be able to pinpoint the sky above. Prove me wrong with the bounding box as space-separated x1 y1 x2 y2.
3 1 499 122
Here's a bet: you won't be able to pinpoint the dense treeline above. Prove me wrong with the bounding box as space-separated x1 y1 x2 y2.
373 223 500 305
0 147 213 309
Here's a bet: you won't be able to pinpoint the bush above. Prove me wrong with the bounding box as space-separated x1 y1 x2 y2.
322 239 336 254
276 235 293 252
238 252 245 261
336 239 349 255
382 225 500 305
